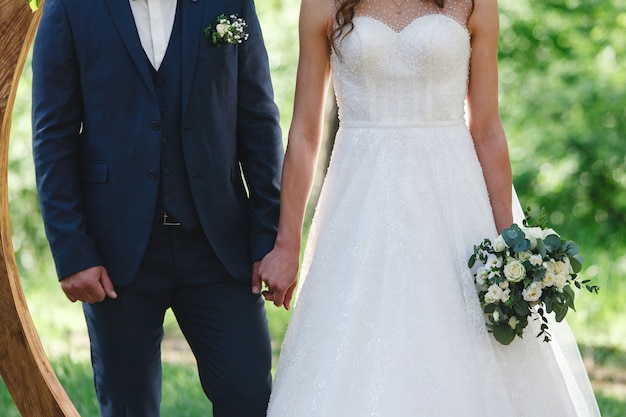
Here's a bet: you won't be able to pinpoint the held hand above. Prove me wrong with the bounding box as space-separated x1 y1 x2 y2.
251 261 263 295
258 246 300 310
60 266 117 304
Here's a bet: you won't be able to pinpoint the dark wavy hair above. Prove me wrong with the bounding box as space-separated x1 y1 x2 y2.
331 0 444 51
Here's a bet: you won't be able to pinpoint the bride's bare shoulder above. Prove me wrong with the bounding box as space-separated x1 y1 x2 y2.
300 0 336 33
468 0 499 36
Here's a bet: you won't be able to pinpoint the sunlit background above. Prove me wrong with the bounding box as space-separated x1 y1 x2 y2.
2 0 625 415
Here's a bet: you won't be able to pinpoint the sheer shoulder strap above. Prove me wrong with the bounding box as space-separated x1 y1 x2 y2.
351 0 473 33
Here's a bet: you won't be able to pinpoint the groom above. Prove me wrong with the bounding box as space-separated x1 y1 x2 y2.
32 0 283 416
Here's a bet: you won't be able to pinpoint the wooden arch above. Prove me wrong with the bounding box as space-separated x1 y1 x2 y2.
0 1 80 415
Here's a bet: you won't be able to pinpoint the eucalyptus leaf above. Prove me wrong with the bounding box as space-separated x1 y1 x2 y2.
514 301 529 316
502 224 524 248
544 235 562 252
544 297 553 313
555 304 569 322
492 324 516 345
563 240 580 257
513 239 531 253
570 256 583 274
468 254 476 268
535 238 547 258
563 285 576 309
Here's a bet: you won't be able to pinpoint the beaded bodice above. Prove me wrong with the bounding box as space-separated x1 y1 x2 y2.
331 0 473 126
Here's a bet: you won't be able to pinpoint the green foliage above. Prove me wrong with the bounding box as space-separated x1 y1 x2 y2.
498 0 626 344
256 0 299 138
8 59 56 292
0 358 212 417
499 0 626 241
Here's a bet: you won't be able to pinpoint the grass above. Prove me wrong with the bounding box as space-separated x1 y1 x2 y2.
2 278 625 416
1 342 625 416
2 198 625 417
0 358 212 417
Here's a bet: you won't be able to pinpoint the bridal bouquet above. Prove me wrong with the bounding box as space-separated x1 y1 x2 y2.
468 211 599 345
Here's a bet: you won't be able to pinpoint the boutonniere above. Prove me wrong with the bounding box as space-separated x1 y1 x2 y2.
204 14 249 46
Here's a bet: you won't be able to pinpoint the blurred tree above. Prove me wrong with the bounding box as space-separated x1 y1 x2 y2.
498 0 626 246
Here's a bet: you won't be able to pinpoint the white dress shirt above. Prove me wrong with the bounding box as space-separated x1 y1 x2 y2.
129 0 178 70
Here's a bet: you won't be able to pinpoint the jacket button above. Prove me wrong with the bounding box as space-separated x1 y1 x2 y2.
147 170 158 180
151 121 160 130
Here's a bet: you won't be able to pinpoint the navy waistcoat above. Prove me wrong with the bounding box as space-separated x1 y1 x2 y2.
150 5 199 229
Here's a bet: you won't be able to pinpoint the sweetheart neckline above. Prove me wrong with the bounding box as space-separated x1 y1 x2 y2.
353 14 470 37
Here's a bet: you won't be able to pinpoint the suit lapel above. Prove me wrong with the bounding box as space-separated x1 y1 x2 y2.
180 0 206 118
103 0 156 99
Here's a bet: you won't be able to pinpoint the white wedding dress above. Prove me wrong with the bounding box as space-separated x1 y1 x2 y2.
267 1 601 416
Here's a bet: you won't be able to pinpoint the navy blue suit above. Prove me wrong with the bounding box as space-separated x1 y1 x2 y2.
32 0 283 415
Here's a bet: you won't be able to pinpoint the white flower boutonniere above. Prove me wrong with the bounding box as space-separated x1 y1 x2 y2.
204 14 249 46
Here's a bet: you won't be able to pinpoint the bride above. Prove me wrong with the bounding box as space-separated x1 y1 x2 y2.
259 0 601 415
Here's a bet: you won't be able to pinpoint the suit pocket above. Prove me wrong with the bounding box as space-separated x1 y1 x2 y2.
197 44 236 62
231 163 249 198
80 162 108 184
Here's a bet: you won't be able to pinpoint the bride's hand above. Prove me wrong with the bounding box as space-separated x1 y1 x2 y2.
258 245 300 310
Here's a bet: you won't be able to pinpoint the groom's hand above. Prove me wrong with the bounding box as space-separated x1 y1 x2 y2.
60 266 117 304
258 246 299 310
251 261 263 295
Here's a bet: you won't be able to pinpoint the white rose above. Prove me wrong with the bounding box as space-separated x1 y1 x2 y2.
475 267 489 286
504 259 525 283
508 316 520 329
563 257 574 274
501 288 511 303
523 227 544 250
499 280 510 289
554 260 569 276
493 235 508 253
542 271 557 288
484 292 497 304
529 254 543 266
516 250 532 261
555 273 569 289
216 23 229 37
522 282 543 302
487 284 504 302
543 259 556 274
485 255 503 270
488 270 501 280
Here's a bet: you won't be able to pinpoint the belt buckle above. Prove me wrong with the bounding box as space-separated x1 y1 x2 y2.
162 212 181 226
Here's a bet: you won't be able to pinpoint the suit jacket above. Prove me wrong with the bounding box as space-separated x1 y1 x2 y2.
32 0 283 285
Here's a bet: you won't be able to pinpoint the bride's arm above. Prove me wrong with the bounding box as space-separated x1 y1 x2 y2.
258 0 332 309
467 0 514 233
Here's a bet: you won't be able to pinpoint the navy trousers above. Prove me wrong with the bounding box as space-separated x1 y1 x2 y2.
83 222 272 417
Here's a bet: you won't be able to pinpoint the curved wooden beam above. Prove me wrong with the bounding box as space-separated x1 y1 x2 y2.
0 1 80 415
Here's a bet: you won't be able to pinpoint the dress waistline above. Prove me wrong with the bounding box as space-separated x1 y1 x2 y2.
339 119 465 129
